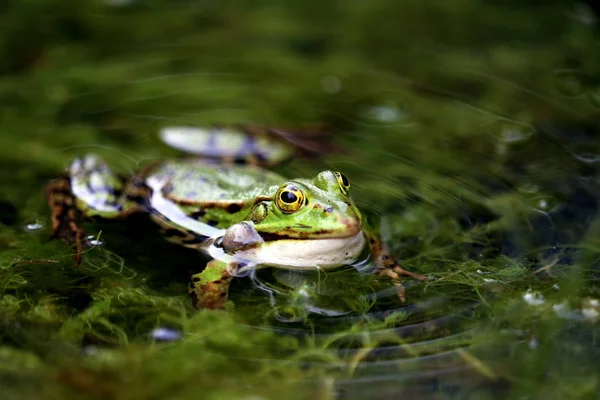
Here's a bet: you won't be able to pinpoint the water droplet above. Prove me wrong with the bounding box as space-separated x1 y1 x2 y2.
150 327 181 342
528 336 539 350
87 235 105 246
523 289 545 306
532 196 559 213
554 69 588 97
25 221 44 232
320 75 341 94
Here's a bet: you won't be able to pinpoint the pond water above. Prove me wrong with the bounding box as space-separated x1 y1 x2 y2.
1 1 600 399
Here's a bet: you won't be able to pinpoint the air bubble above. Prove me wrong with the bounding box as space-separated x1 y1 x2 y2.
532 196 559 213
24 221 44 232
150 327 181 342
523 289 545 306
528 337 539 350
87 235 105 246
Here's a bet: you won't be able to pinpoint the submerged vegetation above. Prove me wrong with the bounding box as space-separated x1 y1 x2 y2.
1 0 600 398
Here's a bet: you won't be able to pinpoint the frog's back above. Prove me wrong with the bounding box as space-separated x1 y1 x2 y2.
148 160 283 205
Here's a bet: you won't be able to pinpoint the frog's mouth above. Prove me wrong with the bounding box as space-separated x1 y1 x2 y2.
232 230 367 269
252 214 363 242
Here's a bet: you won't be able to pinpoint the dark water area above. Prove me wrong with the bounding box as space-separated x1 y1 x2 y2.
2 1 600 399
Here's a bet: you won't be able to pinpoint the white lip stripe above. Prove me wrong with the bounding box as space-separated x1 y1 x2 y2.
146 175 226 238
232 231 366 269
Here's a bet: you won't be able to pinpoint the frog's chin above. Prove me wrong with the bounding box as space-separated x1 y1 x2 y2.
232 230 367 270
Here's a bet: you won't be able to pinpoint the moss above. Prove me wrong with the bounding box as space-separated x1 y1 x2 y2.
1 0 600 398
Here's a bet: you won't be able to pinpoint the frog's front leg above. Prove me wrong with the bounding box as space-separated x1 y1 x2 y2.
47 155 144 266
189 260 237 310
366 232 426 302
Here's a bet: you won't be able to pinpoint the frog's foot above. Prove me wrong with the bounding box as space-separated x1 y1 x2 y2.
367 234 427 302
369 235 426 279
378 259 427 302
377 268 407 302
189 260 237 310
47 177 87 267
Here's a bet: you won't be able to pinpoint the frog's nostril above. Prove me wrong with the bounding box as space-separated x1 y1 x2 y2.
324 206 334 213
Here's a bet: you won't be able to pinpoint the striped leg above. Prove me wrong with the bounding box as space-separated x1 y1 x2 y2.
47 177 87 267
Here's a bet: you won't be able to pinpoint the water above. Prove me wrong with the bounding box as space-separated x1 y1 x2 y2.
1 2 600 399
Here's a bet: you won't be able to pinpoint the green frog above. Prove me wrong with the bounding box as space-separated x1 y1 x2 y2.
47 126 423 309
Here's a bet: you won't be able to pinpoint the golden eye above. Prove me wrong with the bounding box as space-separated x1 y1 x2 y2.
276 184 305 213
334 171 350 194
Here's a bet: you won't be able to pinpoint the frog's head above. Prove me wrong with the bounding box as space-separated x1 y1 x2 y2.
219 170 366 269
247 170 362 240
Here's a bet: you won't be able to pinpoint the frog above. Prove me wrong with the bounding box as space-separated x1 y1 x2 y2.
47 126 423 309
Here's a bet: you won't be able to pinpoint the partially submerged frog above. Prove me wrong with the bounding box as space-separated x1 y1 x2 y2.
48 127 422 309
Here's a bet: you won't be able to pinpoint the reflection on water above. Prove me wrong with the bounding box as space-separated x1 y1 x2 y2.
236 265 485 398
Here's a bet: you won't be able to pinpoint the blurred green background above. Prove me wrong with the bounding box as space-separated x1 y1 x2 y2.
1 1 600 399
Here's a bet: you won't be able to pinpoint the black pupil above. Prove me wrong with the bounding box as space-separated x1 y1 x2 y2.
340 173 349 187
281 191 298 204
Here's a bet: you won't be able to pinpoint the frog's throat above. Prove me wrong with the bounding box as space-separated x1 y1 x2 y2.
231 230 366 269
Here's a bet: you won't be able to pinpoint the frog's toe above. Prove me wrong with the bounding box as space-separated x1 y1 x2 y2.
378 267 407 303
391 264 427 281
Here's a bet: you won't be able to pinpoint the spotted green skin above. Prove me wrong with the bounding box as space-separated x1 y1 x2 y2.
150 161 362 238
71 157 362 241
67 152 365 309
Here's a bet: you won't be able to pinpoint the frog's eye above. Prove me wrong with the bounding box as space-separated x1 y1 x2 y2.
276 185 305 213
334 171 350 195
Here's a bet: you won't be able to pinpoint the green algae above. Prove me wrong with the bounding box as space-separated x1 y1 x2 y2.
2 0 600 399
